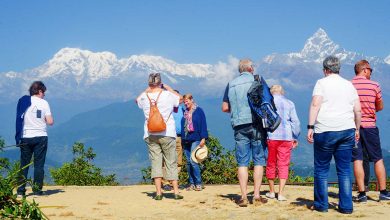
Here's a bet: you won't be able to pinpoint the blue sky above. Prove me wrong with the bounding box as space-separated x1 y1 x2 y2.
0 0 389 72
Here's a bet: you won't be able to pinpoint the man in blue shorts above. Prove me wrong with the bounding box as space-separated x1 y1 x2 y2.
222 59 268 207
352 60 390 202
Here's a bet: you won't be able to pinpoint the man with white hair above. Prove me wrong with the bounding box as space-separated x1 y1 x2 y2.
222 59 268 207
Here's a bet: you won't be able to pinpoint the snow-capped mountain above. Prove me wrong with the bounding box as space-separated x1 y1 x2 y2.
34 47 213 84
259 28 389 90
0 48 222 103
385 55 390 64
0 28 389 103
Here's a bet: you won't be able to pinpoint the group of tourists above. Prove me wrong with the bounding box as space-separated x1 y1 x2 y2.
135 56 388 214
14 54 388 215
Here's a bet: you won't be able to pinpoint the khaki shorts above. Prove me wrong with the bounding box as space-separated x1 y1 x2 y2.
145 136 178 180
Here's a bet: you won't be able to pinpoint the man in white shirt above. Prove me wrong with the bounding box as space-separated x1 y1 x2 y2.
17 81 54 197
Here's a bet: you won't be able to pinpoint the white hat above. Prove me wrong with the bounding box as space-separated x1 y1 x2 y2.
191 145 208 164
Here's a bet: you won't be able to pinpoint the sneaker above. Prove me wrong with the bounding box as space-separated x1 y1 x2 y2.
353 193 367 203
266 192 275 199
277 194 287 201
16 193 25 199
194 185 203 191
237 198 248 207
379 191 390 201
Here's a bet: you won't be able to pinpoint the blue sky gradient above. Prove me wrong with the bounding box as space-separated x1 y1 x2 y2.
0 0 389 72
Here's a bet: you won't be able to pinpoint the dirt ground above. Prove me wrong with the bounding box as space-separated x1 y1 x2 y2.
23 185 390 220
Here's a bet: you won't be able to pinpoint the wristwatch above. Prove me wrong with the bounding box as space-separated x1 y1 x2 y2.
307 125 315 129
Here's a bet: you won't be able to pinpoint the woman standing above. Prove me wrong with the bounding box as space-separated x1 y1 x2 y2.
265 85 300 201
181 94 208 191
136 73 183 200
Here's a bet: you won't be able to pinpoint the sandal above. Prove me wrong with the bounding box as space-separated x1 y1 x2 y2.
237 198 248 207
186 184 195 191
195 185 203 191
174 194 184 200
253 196 268 205
154 194 163 200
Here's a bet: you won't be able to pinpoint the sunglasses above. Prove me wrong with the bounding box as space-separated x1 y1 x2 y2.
363 67 373 73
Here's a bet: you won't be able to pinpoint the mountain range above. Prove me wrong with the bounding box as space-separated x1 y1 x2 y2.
1 28 389 183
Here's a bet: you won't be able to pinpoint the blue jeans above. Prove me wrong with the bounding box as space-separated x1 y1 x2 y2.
183 140 202 186
234 124 267 167
17 136 48 194
313 129 355 213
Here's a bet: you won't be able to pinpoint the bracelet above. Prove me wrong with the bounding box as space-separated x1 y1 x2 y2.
307 125 315 129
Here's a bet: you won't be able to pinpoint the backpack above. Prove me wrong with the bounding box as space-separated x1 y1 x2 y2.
247 75 281 133
146 91 169 132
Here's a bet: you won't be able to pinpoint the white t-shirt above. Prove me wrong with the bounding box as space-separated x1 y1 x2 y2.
137 90 179 139
313 74 359 133
23 96 52 138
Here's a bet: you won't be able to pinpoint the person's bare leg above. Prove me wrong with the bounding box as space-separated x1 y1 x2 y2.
238 167 248 199
154 177 162 195
374 159 387 190
172 180 180 194
354 160 365 192
268 179 275 193
279 178 287 195
253 165 264 198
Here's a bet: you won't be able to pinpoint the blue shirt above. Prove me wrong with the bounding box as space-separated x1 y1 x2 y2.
173 105 184 135
267 94 300 141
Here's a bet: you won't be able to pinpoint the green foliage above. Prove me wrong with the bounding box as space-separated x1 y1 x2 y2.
189 135 238 184
50 142 118 186
0 137 46 219
141 135 315 185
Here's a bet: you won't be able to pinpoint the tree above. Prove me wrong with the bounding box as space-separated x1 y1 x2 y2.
50 142 118 186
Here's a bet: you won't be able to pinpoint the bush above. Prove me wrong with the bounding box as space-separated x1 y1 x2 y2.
0 137 46 219
141 134 241 184
141 134 314 185
50 142 118 186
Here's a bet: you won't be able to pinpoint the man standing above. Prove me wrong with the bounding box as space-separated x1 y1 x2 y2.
16 81 54 196
352 60 390 202
307 56 361 214
222 59 268 207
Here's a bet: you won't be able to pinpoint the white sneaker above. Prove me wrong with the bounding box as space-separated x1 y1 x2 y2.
278 194 287 201
266 192 275 199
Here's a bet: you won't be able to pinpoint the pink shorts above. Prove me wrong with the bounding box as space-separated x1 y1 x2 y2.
266 140 293 179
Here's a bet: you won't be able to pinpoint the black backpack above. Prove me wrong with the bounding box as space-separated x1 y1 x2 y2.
247 75 281 133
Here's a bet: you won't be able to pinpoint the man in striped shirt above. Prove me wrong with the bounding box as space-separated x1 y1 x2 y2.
352 59 389 202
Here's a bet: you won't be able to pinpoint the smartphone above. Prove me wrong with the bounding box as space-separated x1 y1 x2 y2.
160 84 164 89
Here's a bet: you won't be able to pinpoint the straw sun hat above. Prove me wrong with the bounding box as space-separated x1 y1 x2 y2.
191 145 208 163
